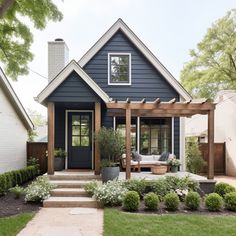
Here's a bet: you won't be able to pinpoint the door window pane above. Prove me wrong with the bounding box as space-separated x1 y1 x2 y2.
81 125 89 135
72 136 80 146
81 115 89 125
72 126 80 135
72 115 80 125
81 136 89 146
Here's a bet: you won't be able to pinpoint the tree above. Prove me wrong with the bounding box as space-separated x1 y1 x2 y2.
0 0 63 80
27 109 46 127
180 9 236 100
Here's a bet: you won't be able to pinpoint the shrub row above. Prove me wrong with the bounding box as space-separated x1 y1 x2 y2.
0 165 39 195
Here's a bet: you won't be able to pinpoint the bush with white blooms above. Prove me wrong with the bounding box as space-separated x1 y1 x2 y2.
94 180 128 206
25 176 55 202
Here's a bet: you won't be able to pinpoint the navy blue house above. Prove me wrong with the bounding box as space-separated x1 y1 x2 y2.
36 19 191 174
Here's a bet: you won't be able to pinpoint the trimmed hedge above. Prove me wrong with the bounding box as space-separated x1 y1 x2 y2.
0 166 39 195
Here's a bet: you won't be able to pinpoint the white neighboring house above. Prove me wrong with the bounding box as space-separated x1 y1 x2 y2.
0 68 33 173
185 90 236 177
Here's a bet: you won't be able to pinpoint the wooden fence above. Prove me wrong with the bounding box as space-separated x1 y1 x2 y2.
27 142 48 174
199 142 225 175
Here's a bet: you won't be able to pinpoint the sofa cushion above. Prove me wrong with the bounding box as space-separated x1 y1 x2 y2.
140 155 154 161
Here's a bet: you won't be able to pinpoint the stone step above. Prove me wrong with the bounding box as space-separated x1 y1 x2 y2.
48 174 101 181
43 197 99 208
50 188 89 197
50 180 91 188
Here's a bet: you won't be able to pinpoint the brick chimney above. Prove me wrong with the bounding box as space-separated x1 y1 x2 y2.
48 38 69 82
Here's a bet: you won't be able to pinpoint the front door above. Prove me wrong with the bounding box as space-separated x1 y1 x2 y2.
68 112 92 169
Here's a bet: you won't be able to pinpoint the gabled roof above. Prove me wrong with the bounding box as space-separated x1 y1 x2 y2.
36 60 110 104
78 18 191 100
0 68 33 130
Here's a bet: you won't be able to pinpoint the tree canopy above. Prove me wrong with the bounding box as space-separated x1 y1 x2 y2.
0 0 63 80
180 9 236 100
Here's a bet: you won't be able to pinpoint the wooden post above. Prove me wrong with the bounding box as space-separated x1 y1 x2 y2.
95 102 101 175
208 109 214 179
126 107 131 179
47 102 55 175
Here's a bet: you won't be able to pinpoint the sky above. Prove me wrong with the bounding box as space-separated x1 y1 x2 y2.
8 0 236 117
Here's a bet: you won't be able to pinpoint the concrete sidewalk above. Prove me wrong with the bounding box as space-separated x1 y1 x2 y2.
17 208 103 236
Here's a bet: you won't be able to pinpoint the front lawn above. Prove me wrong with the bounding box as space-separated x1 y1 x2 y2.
104 208 236 236
0 213 34 236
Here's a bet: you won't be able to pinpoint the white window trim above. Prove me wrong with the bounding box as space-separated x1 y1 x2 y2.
108 52 131 85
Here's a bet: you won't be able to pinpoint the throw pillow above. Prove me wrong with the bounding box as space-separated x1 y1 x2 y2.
159 151 170 161
132 151 142 161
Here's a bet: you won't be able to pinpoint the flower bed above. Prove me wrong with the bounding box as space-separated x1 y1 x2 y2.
85 177 236 214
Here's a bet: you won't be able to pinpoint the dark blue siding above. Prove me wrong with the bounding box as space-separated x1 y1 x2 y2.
84 30 179 101
83 30 180 156
48 71 100 103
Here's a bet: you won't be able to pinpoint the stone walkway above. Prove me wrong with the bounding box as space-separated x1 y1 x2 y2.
17 208 103 236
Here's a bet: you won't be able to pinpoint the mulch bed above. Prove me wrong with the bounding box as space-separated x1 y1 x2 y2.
0 181 42 218
115 200 236 216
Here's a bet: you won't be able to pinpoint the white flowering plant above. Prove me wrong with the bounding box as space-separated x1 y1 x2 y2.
25 176 56 202
168 156 181 167
175 188 189 201
94 180 128 206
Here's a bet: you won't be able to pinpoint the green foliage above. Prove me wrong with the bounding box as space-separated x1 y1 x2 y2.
123 179 147 198
25 176 55 202
144 192 159 210
27 157 39 166
54 148 66 158
0 0 63 80
167 157 181 167
27 109 46 127
123 191 140 212
214 182 236 197
27 129 37 142
205 193 223 211
9 185 25 199
180 9 236 100
94 180 128 206
96 127 125 166
164 192 180 211
224 192 236 211
186 137 206 174
0 166 39 195
84 180 100 196
185 192 201 210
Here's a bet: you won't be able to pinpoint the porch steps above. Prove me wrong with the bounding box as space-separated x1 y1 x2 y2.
43 196 98 208
50 188 89 197
43 173 101 208
48 174 101 181
49 180 91 188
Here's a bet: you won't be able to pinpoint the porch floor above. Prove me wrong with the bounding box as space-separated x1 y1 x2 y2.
50 170 207 182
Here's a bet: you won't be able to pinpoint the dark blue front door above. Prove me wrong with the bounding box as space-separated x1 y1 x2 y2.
68 112 92 169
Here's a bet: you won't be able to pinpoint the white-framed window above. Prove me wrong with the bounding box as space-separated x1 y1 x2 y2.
108 53 131 85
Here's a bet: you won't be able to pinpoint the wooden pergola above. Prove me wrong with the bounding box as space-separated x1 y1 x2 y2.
106 98 215 180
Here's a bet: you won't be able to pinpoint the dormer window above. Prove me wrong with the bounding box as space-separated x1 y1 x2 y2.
108 53 131 85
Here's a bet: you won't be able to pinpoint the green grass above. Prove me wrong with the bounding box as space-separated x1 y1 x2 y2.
0 213 34 236
104 208 236 236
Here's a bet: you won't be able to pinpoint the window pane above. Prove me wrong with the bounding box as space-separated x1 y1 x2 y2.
110 55 129 83
72 115 80 125
81 125 89 135
72 126 80 135
72 136 80 146
81 115 89 125
81 136 89 146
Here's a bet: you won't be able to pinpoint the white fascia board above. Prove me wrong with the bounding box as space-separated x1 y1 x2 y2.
0 68 34 130
36 60 110 104
78 19 191 101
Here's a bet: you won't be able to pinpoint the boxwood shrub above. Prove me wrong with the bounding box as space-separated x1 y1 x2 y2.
214 182 235 197
123 191 140 211
185 191 201 210
144 192 159 210
164 192 180 211
224 192 236 211
0 165 39 195
205 193 223 211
